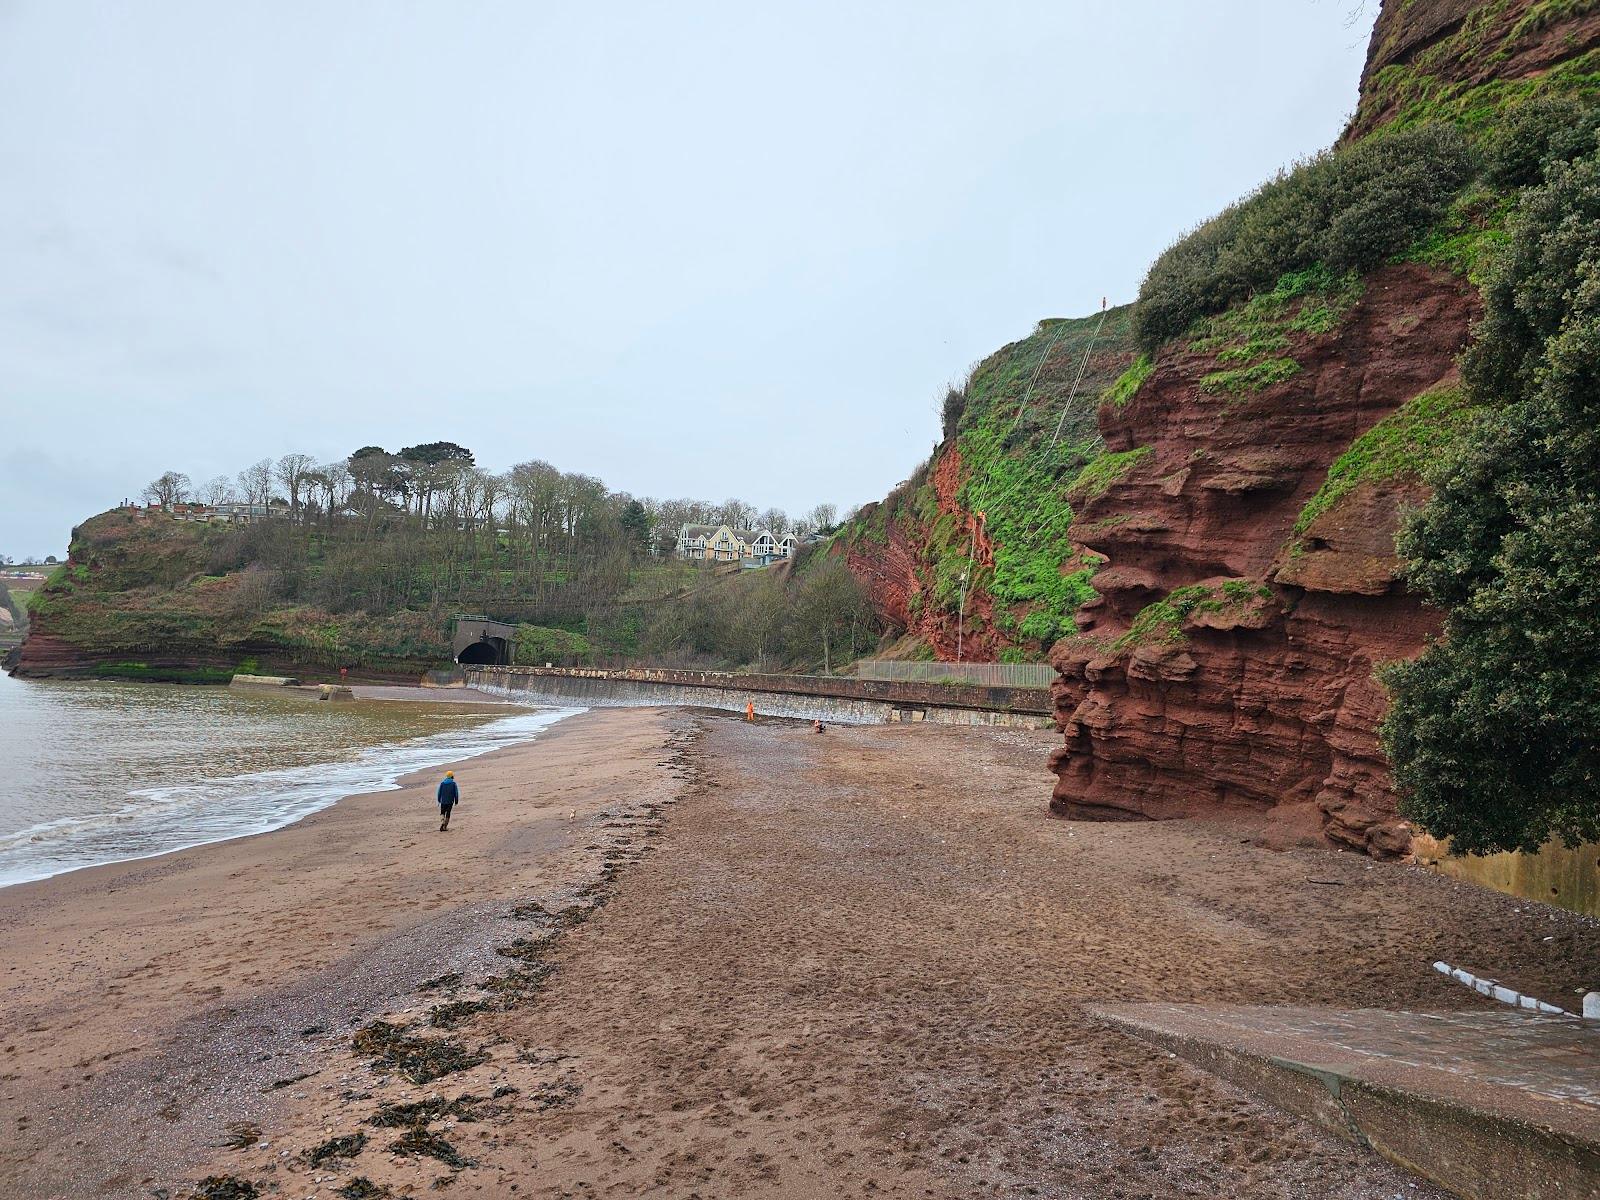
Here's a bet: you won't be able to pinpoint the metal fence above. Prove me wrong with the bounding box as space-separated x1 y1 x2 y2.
855 660 1056 689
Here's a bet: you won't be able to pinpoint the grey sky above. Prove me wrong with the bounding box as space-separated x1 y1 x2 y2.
0 1 1375 558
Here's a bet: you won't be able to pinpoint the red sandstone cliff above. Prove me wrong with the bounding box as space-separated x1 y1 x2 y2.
1049 265 1477 857
846 0 1600 857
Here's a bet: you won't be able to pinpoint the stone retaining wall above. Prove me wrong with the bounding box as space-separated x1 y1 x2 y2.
466 666 1054 728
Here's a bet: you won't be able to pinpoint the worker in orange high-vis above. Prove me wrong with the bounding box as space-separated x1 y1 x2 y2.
746 701 755 722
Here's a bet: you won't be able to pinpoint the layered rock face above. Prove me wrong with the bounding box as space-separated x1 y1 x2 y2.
1049 266 1477 857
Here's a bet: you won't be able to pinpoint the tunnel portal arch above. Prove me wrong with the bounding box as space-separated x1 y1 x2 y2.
451 617 517 667
456 637 509 666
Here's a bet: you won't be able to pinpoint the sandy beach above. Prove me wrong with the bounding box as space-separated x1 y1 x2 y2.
0 703 687 1197
2 707 1595 1199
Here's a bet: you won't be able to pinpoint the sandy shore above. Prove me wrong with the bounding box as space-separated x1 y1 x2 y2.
0 704 688 1198
3 709 1596 1198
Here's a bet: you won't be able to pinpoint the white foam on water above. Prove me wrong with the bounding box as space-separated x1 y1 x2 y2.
0 705 583 889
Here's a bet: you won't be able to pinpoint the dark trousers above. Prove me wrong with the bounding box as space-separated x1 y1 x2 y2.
439 802 455 830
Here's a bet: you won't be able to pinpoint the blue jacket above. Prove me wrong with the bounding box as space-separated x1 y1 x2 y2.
437 777 459 806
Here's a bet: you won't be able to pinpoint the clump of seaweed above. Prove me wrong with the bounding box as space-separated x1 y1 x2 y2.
495 935 555 963
479 960 555 999
368 1094 492 1128
387 1126 473 1168
428 999 489 1029
336 1180 392 1200
350 1021 486 1085
305 1131 367 1166
189 1177 259 1200
418 972 462 992
217 1122 260 1150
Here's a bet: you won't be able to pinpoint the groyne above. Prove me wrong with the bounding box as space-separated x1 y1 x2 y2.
465 666 1054 728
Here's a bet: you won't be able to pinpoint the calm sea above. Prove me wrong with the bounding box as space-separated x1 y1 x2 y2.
0 671 577 888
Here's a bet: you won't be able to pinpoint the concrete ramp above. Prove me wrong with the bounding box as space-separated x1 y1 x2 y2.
1090 1003 1600 1200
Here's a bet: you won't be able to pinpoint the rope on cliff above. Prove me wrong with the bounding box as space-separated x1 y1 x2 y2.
956 296 1109 659
1050 297 1109 447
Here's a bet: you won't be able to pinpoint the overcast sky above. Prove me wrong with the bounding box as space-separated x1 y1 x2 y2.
0 1 1376 558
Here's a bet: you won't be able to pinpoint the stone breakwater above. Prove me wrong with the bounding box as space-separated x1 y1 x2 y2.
465 666 1055 728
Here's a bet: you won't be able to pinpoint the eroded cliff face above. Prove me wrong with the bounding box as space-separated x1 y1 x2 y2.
845 448 1004 661
1049 265 1478 857
839 311 1135 662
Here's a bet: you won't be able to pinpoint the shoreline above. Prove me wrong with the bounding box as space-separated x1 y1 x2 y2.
0 704 689 1198
0 682 576 894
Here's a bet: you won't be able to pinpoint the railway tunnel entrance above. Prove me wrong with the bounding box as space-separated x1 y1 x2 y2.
452 616 517 667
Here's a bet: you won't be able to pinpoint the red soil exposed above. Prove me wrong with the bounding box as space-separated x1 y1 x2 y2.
844 447 1005 662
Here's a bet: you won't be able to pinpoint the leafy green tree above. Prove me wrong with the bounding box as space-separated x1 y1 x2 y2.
1383 154 1600 854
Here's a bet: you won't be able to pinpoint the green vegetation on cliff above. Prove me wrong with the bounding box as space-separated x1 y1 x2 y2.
1293 384 1484 535
1135 124 1472 349
1384 150 1600 854
843 307 1137 651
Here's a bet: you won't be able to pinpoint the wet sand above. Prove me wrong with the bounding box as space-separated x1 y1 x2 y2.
4 711 1597 1198
0 704 684 1197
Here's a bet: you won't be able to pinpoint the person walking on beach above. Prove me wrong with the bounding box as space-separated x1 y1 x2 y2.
437 771 460 831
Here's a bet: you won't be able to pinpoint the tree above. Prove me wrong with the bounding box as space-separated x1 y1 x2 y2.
739 571 791 670
400 442 475 521
142 470 191 509
759 507 789 535
794 555 873 674
618 499 651 555
1382 154 1600 855
805 503 838 533
274 453 318 523
198 475 234 505
717 498 757 529
237 459 274 507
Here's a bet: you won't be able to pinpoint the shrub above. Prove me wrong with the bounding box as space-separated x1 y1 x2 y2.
1481 94 1600 188
1134 124 1473 348
1383 152 1600 854
940 384 967 441
514 623 594 666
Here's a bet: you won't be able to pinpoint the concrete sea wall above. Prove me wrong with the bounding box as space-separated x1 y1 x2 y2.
465 666 1054 729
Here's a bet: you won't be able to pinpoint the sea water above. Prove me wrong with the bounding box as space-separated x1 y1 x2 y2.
0 671 578 888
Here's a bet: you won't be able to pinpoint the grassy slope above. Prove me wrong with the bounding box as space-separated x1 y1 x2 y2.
842 307 1136 656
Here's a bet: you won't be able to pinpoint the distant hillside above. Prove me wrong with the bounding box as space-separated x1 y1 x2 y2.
10 507 880 682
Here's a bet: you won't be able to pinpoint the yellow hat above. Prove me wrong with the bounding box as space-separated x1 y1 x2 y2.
446 771 455 778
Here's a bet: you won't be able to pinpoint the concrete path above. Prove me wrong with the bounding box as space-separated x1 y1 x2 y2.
1092 1003 1600 1200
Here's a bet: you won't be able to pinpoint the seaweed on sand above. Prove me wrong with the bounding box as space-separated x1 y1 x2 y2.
495 935 556 962
479 958 555 1000
428 998 489 1029
367 1094 493 1128
387 1125 473 1168
350 1020 487 1085
305 1131 367 1166
189 1177 259 1200
216 1121 260 1150
336 1180 393 1200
